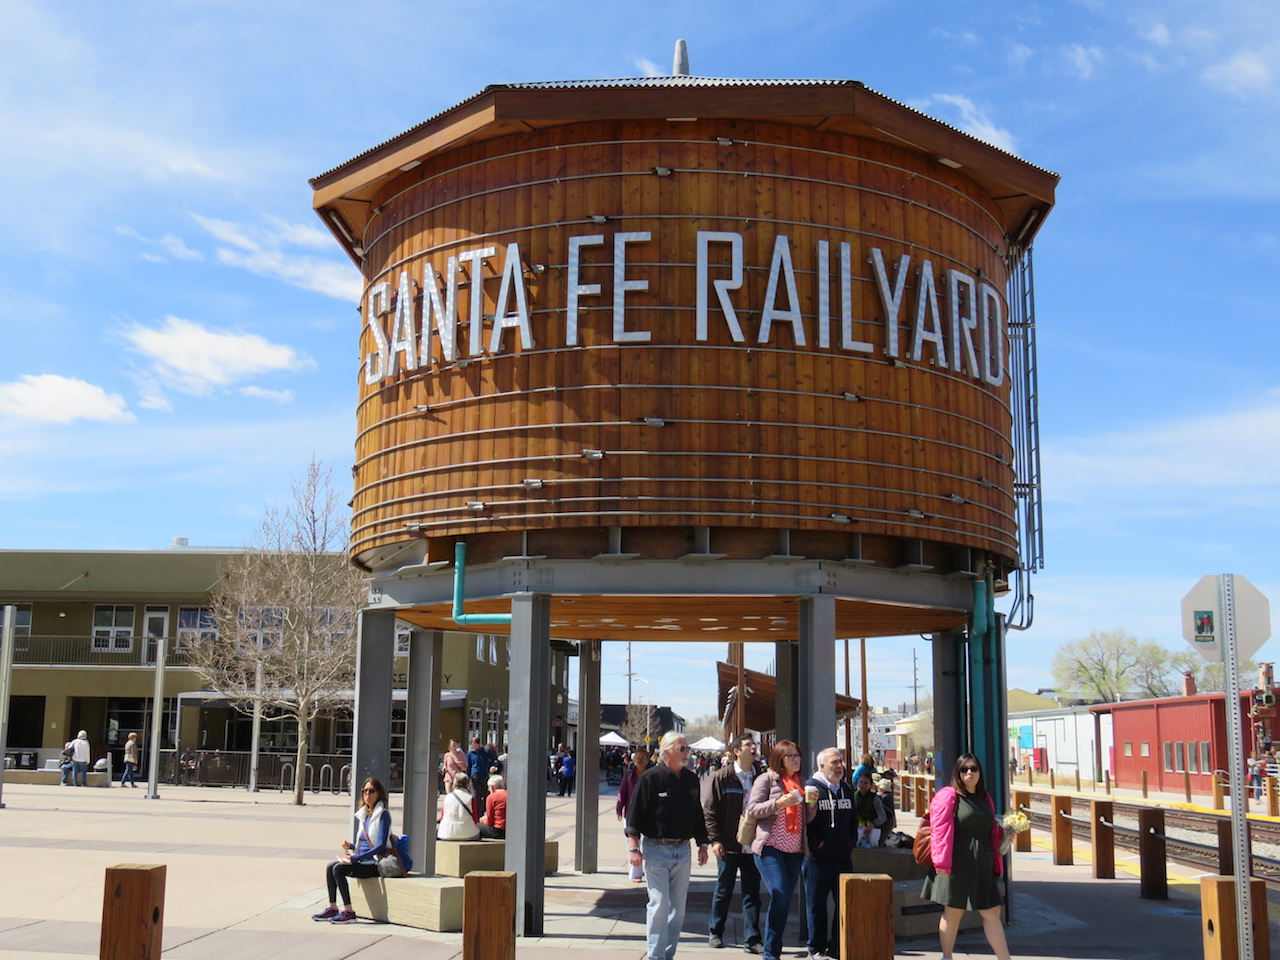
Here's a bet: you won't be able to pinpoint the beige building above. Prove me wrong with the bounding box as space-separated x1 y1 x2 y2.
0 547 570 786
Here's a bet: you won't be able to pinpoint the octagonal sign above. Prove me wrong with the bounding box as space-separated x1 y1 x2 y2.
1181 574 1272 663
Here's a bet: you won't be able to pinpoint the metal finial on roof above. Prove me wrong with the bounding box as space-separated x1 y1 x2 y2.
672 39 690 77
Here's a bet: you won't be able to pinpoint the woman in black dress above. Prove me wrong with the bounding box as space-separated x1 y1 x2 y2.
920 753 1009 960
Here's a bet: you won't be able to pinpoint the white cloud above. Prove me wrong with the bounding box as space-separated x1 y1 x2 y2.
1202 51 1273 97
1144 23 1171 47
1044 395 1280 509
192 214 361 301
0 374 134 424
121 315 309 397
240 386 295 404
923 94 1019 155
117 225 204 262
1063 43 1103 79
1007 43 1033 70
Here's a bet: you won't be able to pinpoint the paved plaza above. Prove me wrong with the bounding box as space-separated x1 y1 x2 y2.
0 777 1266 959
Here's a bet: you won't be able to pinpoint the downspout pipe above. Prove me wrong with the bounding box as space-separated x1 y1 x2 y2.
452 542 513 626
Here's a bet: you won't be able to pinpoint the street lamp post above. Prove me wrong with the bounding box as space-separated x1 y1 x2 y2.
635 677 652 747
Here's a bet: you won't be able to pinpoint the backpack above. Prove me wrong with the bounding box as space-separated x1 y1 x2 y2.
912 810 932 866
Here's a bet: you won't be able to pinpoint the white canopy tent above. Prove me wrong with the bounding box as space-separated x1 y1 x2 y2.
598 731 630 747
689 735 725 751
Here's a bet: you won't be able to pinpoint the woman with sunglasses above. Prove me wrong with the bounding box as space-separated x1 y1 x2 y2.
921 754 1010 960
744 741 817 960
313 776 394 924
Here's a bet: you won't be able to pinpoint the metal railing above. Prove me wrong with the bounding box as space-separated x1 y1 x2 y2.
7 635 190 667
158 749 386 791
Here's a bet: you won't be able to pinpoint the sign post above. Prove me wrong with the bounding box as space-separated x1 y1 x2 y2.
1182 574 1272 960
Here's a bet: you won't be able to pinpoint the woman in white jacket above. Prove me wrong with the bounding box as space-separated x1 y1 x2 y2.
313 776 394 924
438 772 481 841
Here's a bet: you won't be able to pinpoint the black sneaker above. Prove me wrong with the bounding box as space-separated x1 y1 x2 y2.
708 932 724 948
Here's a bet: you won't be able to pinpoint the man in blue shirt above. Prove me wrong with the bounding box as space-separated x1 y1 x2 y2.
467 737 495 804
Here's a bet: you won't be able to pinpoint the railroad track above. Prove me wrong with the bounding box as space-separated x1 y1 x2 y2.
1017 790 1280 884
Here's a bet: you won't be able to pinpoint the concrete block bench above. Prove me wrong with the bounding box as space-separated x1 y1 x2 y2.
893 879 982 939
4 769 109 787
350 876 463 931
850 845 929 882
434 839 558 878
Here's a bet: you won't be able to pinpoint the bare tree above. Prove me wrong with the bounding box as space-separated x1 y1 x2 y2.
185 459 363 805
619 702 662 748
683 713 723 740
1051 628 1201 703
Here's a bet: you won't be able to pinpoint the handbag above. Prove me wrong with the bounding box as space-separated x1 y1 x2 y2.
912 810 932 865
377 848 407 878
736 810 757 847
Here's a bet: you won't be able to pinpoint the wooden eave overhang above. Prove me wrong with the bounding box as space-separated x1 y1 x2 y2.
311 80 1059 266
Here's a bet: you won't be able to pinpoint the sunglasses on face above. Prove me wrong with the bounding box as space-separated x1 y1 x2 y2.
362 787 378 794
960 766 980 773
675 745 690 752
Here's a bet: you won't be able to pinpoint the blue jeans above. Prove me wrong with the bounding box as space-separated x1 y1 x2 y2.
640 837 692 960
803 855 850 955
709 850 761 944
71 760 88 786
121 761 136 786
755 846 803 960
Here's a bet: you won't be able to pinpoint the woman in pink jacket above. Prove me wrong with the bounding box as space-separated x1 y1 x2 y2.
921 753 1009 960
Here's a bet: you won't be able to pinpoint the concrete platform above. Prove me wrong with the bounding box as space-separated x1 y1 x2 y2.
0 777 1274 958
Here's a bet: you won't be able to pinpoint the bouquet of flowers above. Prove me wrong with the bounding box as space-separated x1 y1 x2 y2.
999 810 1030 855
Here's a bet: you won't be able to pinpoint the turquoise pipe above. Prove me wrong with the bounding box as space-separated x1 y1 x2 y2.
452 542 513 626
968 579 989 763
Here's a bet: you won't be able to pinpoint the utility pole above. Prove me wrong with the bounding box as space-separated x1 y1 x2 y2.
913 648 919 714
626 641 632 709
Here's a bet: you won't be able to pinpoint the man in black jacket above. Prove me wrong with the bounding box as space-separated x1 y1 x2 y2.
626 732 710 960
701 735 764 953
803 747 857 960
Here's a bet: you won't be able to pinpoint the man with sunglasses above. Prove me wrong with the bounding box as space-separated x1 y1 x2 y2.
626 731 710 960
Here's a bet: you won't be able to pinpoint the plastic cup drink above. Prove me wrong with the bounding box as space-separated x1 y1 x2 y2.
804 785 819 803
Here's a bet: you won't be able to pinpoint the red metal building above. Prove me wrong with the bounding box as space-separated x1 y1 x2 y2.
1090 690 1270 793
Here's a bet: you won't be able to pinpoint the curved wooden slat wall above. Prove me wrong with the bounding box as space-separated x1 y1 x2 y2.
351 118 1016 569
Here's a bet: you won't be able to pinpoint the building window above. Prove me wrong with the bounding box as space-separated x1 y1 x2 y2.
1174 741 1185 773
92 605 135 652
488 635 498 665
177 607 216 650
476 635 486 661
486 709 501 746
1123 741 1133 757
1140 741 1150 758
1186 741 1199 774
0 605 31 650
241 606 284 649
1162 742 1173 772
394 623 411 657
1200 742 1211 772
468 707 482 743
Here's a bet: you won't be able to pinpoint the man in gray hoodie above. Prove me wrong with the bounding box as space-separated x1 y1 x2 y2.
803 748 858 960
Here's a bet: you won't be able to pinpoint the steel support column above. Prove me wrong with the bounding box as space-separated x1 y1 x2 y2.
774 640 799 744
353 608 395 804
932 629 965 788
798 596 837 770
507 592 551 936
404 627 443 876
575 639 601 872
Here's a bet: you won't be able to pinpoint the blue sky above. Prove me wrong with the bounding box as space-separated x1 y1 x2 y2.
2 1 1277 722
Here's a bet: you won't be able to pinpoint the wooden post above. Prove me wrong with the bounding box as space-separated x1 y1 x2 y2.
463 871 516 960
1090 800 1114 880
1104 770 1111 795
1012 790 1031 852
1026 767 1032 788
1051 794 1072 866
1141 769 1148 799
1201 876 1270 960
1215 819 1252 877
1049 769 1055 790
1184 769 1192 804
100 864 165 960
900 775 911 814
1137 808 1167 900
1074 769 1080 792
915 778 927 818
1212 773 1224 810
839 874 893 960
1268 777 1278 817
